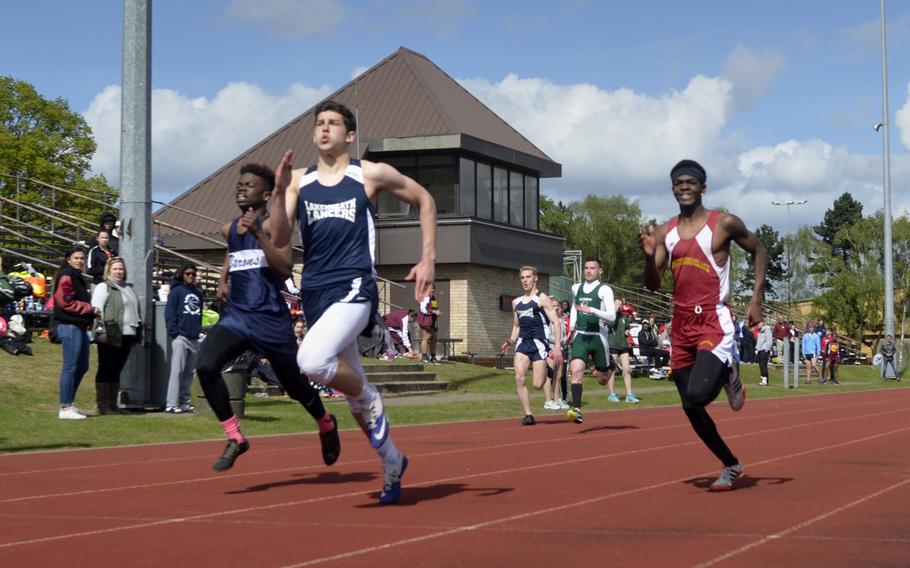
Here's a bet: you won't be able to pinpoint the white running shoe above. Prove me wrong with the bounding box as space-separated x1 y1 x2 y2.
559 399 570 409
709 464 743 491
59 406 87 420
543 400 558 410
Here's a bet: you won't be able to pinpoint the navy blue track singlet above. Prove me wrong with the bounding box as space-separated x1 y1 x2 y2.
515 294 549 342
296 159 376 291
219 218 295 351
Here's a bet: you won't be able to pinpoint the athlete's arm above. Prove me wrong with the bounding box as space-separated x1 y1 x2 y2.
399 315 412 351
216 221 232 303
721 213 767 327
568 283 579 339
540 293 564 365
501 299 520 353
362 160 436 301
242 212 292 279
640 223 668 291
269 150 303 249
595 285 617 326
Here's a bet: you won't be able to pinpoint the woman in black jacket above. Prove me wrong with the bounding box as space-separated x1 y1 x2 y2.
53 245 99 420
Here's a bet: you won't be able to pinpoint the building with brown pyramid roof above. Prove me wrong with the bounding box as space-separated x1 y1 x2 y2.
154 47 564 355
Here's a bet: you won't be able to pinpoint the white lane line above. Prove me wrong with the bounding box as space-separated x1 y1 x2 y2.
277 425 910 567
1 417 908 555
3 405 906 504
1 389 902 476
692 477 910 567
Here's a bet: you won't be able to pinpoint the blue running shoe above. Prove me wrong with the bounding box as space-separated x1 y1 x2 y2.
362 390 389 449
379 454 408 505
625 394 640 404
607 392 620 402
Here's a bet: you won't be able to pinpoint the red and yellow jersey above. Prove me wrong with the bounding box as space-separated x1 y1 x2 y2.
664 210 729 310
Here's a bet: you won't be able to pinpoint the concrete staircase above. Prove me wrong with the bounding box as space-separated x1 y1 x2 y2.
363 362 448 394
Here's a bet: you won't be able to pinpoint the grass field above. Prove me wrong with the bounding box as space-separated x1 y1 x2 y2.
0 337 903 454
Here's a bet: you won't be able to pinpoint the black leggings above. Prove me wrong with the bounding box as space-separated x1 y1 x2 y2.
673 350 738 468
757 349 769 377
196 325 326 422
95 338 136 384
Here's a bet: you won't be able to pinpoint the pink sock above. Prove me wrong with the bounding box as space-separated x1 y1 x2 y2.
219 416 245 443
317 413 335 434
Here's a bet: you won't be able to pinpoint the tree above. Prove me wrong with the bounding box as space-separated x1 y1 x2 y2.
814 192 863 263
734 223 785 300
0 76 115 229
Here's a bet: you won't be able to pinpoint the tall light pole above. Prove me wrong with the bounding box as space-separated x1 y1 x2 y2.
771 199 808 319
878 0 896 338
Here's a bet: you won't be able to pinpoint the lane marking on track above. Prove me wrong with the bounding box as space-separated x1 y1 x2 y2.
277 425 910 568
1 415 909 555
1 405 907 505
692 476 910 567
1 388 904 477
0 391 901 483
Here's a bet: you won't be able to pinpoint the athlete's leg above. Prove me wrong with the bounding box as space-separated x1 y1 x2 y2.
196 325 253 471
196 325 250 423
674 357 739 468
568 358 586 409
430 329 438 360
514 352 532 417
605 353 618 393
619 351 634 397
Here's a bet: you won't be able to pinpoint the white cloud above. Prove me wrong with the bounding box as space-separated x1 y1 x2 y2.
722 44 786 113
459 67 910 233
460 73 732 191
897 83 910 151
350 65 368 80
84 81 332 201
224 0 346 39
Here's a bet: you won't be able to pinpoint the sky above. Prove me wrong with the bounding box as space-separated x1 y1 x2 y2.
3 0 910 237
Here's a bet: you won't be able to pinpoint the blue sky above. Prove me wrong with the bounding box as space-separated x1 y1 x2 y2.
3 0 910 235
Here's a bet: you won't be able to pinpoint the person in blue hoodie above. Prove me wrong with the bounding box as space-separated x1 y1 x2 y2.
801 323 821 384
165 262 203 413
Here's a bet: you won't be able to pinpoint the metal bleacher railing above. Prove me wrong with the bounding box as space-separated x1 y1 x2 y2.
1 173 404 313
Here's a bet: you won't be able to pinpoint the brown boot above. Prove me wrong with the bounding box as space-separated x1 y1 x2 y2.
96 383 114 415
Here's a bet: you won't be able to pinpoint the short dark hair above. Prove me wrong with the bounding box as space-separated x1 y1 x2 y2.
315 100 356 133
240 163 275 192
65 243 87 259
584 256 602 267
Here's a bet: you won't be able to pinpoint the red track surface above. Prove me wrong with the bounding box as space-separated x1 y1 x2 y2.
2 388 909 567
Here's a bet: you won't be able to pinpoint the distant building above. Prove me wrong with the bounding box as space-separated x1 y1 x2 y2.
154 47 564 354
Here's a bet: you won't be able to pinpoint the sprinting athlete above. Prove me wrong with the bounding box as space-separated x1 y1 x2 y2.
639 159 766 491
195 163 340 472
566 257 616 424
269 100 436 505
501 266 563 425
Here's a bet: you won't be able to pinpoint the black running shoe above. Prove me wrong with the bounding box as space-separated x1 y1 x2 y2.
212 439 249 472
521 414 536 426
320 414 341 466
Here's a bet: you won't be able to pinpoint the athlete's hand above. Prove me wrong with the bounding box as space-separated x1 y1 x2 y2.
405 258 435 302
274 149 294 196
237 207 261 236
549 349 564 366
216 280 229 303
575 303 591 314
746 298 762 328
639 224 658 256
500 339 512 354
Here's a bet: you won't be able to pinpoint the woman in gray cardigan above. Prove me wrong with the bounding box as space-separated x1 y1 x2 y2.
90 257 142 415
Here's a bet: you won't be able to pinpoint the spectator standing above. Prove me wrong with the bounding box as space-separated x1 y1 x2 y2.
87 212 120 255
772 315 788 363
164 262 203 413
740 318 756 363
819 329 834 382
756 319 773 386
53 245 99 419
880 334 899 379
418 283 440 363
86 230 115 285
802 324 821 384
826 338 841 384
90 257 141 415
603 299 639 403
